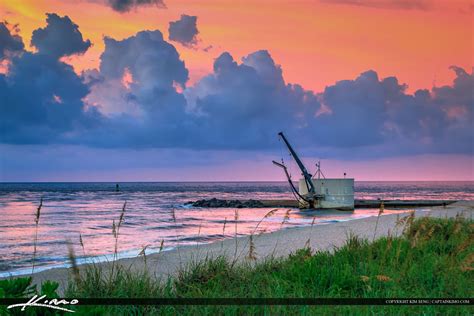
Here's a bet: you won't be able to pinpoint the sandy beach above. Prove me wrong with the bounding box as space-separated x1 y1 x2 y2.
21 201 474 292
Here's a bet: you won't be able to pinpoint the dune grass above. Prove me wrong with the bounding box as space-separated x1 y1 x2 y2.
60 215 473 315
1 212 472 315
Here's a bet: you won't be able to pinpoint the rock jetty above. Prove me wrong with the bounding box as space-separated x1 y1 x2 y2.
187 198 265 208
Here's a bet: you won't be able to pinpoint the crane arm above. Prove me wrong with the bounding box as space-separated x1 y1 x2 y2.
278 132 315 195
272 160 309 202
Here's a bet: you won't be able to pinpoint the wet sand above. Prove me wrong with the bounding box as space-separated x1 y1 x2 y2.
19 201 474 292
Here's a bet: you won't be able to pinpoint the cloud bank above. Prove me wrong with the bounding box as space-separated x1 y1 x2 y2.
1 13 472 160
1 14 102 144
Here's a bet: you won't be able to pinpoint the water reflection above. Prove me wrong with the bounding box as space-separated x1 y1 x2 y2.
0 181 472 276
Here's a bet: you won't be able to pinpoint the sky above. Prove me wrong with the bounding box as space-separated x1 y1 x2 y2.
0 0 473 181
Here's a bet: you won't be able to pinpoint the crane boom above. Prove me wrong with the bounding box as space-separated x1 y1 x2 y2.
272 160 309 202
278 132 316 195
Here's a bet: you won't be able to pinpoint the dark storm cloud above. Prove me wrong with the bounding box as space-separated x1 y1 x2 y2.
0 22 24 59
1 13 472 158
106 0 166 12
320 0 433 10
0 53 103 144
184 50 319 149
315 66 473 155
99 30 188 86
187 53 473 155
0 14 102 144
82 29 194 148
429 66 474 153
433 66 473 115
31 13 91 58
168 15 199 47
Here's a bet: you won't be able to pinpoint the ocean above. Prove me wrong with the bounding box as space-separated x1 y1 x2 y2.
0 181 473 277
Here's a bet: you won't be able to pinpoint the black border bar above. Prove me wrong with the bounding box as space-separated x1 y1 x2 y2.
1 298 472 306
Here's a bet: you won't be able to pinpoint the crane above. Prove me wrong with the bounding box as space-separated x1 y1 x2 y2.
273 132 319 208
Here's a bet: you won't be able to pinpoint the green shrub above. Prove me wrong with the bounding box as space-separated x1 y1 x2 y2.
0 277 61 315
3 216 473 315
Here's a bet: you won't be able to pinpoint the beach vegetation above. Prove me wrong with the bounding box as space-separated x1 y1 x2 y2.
2 214 471 315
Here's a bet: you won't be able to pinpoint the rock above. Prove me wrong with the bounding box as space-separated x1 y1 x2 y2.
189 198 265 208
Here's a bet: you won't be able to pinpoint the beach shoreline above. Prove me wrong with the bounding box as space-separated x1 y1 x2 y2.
7 201 474 292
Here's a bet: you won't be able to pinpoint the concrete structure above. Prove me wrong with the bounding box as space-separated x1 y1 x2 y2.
298 178 354 210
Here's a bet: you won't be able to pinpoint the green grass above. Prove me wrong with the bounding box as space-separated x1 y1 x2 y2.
2 215 473 315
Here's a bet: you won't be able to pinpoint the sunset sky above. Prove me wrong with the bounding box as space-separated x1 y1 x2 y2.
0 0 473 181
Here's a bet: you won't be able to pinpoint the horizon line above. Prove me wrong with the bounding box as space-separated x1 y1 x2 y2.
0 180 473 184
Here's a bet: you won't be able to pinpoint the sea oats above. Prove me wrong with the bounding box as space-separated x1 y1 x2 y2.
426 226 436 240
251 209 278 236
376 275 392 282
247 234 257 261
79 233 84 248
79 233 86 257
258 228 267 236
118 201 127 228
113 202 127 267
138 244 150 257
395 214 402 229
222 217 227 236
386 236 393 251
112 220 117 238
460 253 474 272
304 238 311 249
281 209 291 227
304 217 317 249
35 197 43 224
232 209 239 265
402 211 416 235
159 239 165 252
32 198 43 274
453 222 462 234
264 209 278 218
456 237 472 254
138 244 150 265
373 204 384 241
67 241 81 285
169 208 183 265
171 208 177 223
378 201 384 215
